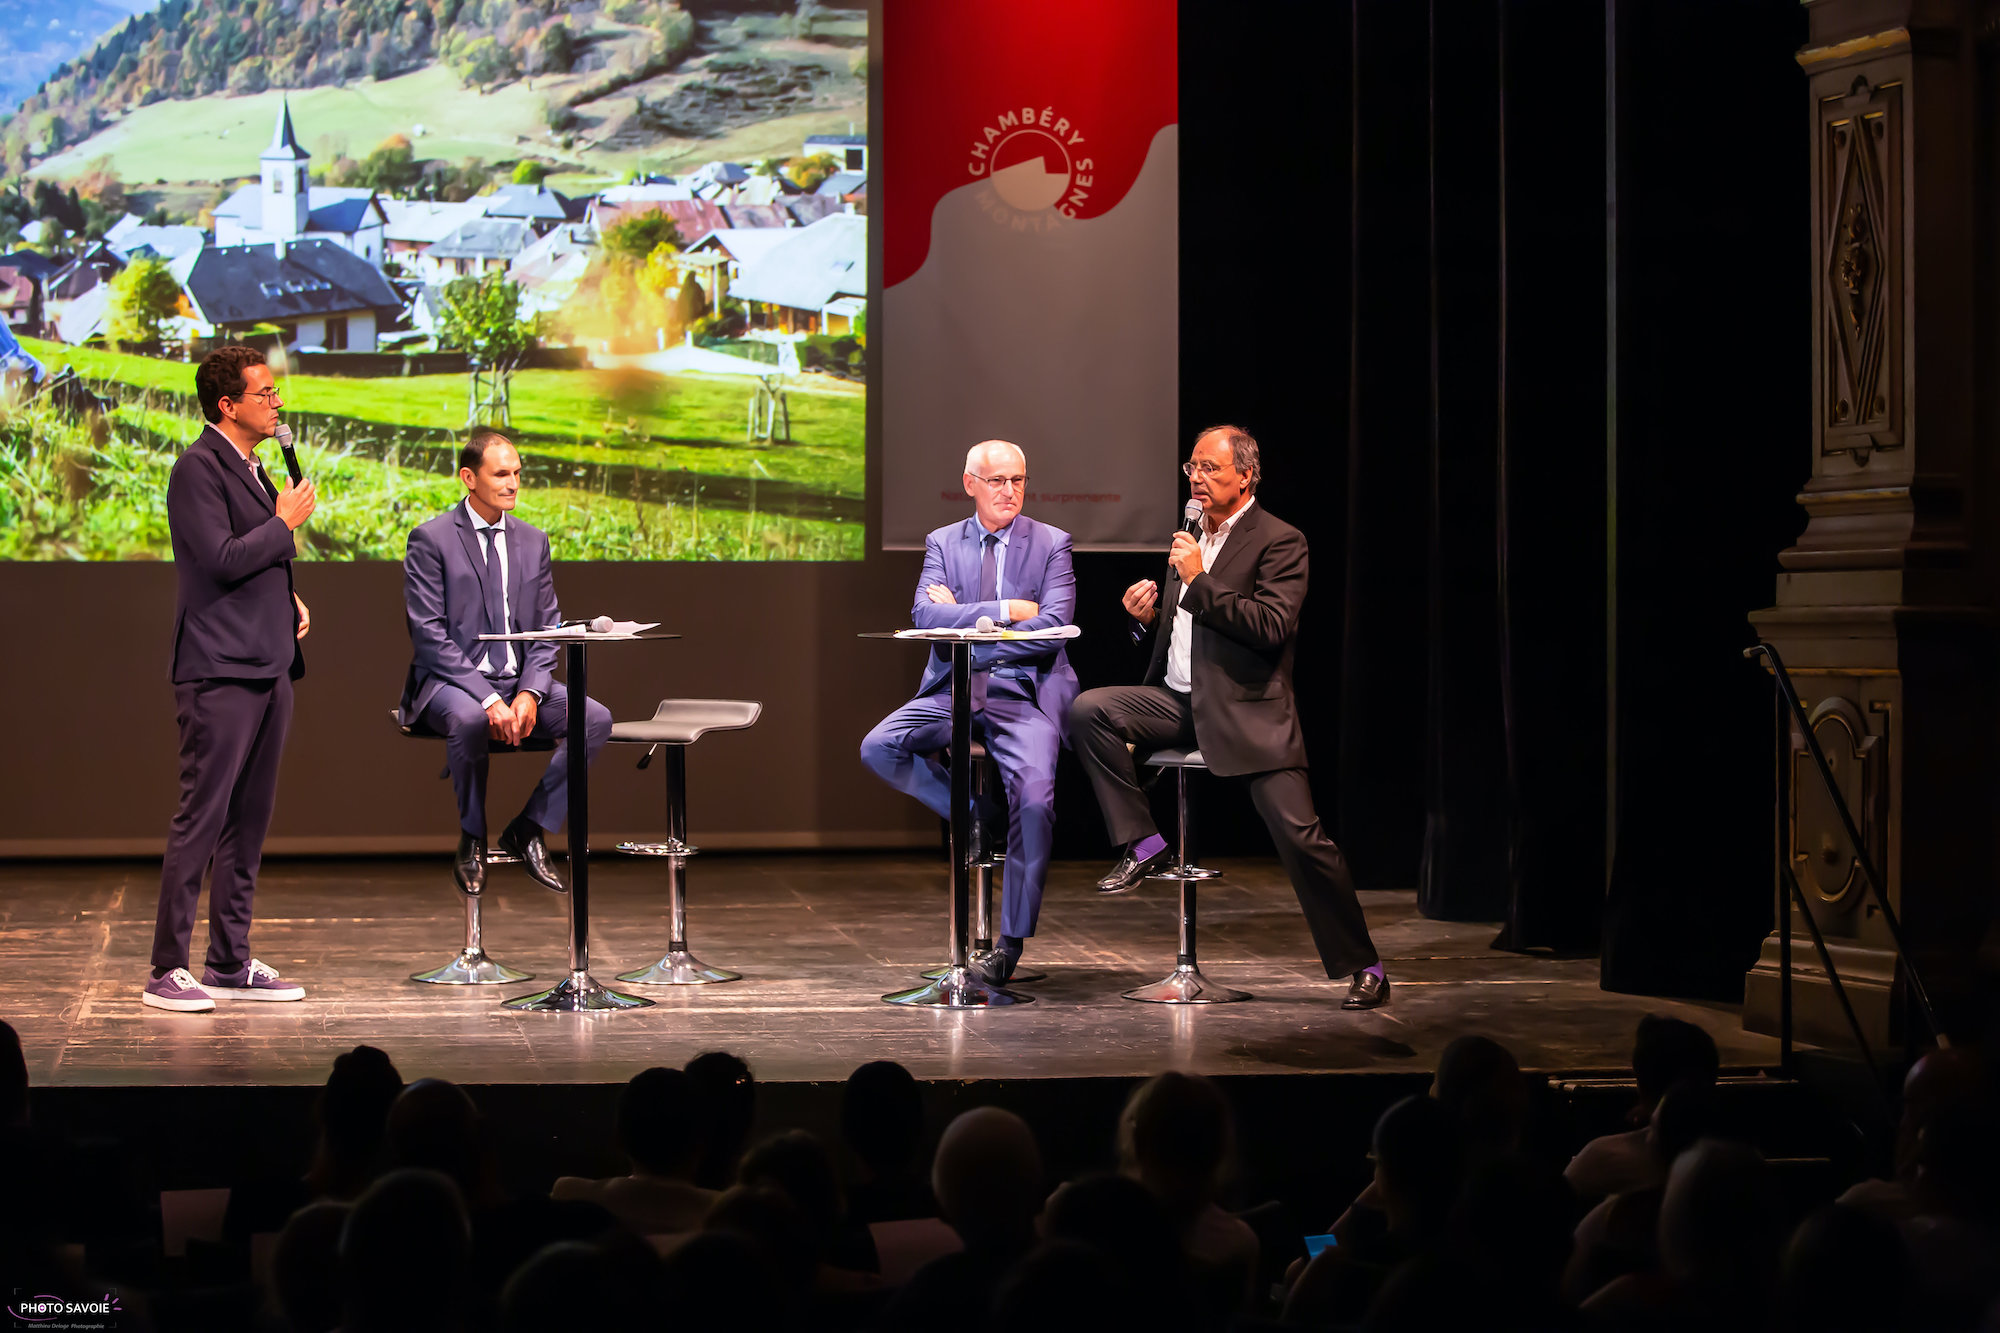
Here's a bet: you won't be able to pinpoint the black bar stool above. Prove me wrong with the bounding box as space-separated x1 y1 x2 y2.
922 741 1044 983
1123 748 1250 1004
391 709 555 985
611 700 762 986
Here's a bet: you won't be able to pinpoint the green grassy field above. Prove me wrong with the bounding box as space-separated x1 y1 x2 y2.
6 349 864 562
21 339 865 497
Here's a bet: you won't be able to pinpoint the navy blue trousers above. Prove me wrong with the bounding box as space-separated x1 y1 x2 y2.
860 677 1058 939
420 679 611 838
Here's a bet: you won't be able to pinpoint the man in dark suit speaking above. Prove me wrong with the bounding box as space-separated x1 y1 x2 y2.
146 344 314 1012
398 426 610 897
860 440 1078 984
1069 426 1389 1010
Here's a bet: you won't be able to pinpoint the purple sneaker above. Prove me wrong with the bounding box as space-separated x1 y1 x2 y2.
142 968 216 1012
202 958 305 1002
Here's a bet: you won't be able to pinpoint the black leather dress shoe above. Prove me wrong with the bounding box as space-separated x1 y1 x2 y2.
1096 846 1172 895
499 817 567 894
1342 970 1390 1010
454 833 486 896
975 947 1020 987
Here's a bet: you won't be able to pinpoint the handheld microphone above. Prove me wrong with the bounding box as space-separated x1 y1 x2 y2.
588 615 614 633
975 615 997 634
274 422 303 486
1180 498 1204 537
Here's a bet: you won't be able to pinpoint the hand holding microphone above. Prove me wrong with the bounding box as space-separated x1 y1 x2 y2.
272 422 316 530
1169 498 1205 584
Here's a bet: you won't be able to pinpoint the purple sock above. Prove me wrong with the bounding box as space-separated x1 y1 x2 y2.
1131 834 1167 861
1361 964 1386 982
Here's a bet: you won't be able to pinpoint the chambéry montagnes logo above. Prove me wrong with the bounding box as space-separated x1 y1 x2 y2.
968 105 1095 230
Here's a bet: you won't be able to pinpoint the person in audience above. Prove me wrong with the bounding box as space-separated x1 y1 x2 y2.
551 1066 716 1235
1286 1094 1465 1328
989 1240 1130 1332
1039 1171 1183 1323
660 1228 779 1326
498 1233 662 1333
1117 1070 1259 1313
1839 1047 1993 1222
339 1168 470 1333
1778 1204 1912 1333
1370 1155 1578 1331
269 1200 350 1333
705 1183 820 1320
1583 1137 1785 1333
1898 1067 2000 1330
0 1018 24 1131
1567 1015 1720 1201
740 1129 878 1273
686 1050 757 1190
1562 1079 1716 1304
306 1044 404 1201
388 1077 615 1312
879 1106 1044 1325
841 1060 936 1223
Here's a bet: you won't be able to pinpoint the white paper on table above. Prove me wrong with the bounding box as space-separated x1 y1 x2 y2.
894 625 1081 641
480 620 662 640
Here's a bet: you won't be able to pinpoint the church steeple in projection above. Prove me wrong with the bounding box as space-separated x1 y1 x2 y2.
259 97 310 244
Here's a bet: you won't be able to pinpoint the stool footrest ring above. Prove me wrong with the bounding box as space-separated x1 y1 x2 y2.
617 840 697 858
1146 864 1221 882
410 948 533 986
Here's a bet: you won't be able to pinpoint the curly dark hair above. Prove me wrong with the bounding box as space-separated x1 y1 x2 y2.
195 344 268 424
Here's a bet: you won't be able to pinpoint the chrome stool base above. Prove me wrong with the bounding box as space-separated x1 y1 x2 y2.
1148 864 1222 881
618 948 742 986
411 948 532 985
884 964 1031 1008
1123 962 1251 1004
503 969 653 1011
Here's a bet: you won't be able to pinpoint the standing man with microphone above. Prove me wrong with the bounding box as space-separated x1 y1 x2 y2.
145 344 314 1012
1068 426 1390 1010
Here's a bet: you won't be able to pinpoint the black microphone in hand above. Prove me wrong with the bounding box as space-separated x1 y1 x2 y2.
274 422 303 487
1181 498 1204 538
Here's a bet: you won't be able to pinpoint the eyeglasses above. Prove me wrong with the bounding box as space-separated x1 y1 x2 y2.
233 388 283 406
1182 460 1233 479
970 474 1029 493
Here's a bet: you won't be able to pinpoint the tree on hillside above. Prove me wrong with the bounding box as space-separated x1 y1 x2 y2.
511 160 551 186
788 153 841 192
536 21 573 74
107 254 183 347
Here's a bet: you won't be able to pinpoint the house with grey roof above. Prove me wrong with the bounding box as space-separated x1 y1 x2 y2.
416 217 538 287
481 184 580 235
728 212 866 336
182 239 403 351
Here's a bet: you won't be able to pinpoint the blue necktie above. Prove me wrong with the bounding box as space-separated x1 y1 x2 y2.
480 527 506 676
972 533 998 712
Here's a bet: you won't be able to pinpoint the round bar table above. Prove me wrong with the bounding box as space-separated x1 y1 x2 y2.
861 630 1037 1009
476 627 680 1012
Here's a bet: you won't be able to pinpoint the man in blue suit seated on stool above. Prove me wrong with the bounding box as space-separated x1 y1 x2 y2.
861 440 1078 985
397 425 612 897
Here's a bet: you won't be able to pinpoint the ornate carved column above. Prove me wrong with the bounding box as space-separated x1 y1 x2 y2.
1745 0 1998 1046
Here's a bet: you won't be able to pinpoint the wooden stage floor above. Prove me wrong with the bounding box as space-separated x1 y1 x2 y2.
0 853 1777 1088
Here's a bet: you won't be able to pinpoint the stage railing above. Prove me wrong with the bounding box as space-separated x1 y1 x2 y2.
1745 642 1947 1090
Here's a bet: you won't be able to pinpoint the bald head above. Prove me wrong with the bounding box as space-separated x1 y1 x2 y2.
962 440 1029 531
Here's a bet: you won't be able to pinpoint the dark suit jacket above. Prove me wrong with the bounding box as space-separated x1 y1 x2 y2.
1137 501 1309 776
909 514 1080 737
167 425 302 683
398 503 561 725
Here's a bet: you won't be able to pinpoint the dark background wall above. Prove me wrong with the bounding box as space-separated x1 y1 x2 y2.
2 2 1812 1004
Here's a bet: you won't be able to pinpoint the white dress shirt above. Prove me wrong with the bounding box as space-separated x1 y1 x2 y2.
464 498 516 705
1165 498 1255 693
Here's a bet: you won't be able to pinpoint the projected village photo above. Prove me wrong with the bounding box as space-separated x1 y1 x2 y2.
0 0 868 561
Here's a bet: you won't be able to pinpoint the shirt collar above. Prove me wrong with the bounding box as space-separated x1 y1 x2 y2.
1206 497 1254 537
975 517 1016 547
464 497 506 533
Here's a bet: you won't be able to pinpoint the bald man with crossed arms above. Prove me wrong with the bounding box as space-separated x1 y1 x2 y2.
860 441 1078 985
